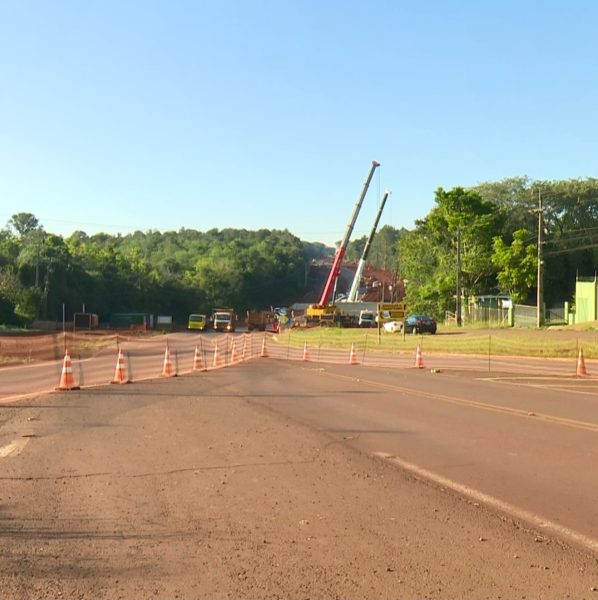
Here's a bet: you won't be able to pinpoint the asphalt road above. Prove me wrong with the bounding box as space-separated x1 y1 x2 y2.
0 330 589 404
1 357 598 598
235 360 598 552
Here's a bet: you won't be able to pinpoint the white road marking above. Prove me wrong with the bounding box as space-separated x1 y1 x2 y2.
375 451 598 554
0 438 30 457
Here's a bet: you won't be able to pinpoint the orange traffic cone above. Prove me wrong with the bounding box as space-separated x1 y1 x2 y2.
111 347 130 384
261 336 268 358
162 345 176 377
302 342 310 361
349 343 359 365
213 343 223 368
56 349 80 391
576 347 588 376
415 344 424 369
192 345 204 371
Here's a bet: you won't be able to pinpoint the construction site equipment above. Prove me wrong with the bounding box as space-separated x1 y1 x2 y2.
212 308 236 332
111 347 130 384
415 344 424 369
302 342 309 361
576 347 588 376
316 160 380 309
188 313 207 331
347 190 391 302
161 345 176 377
378 301 407 324
193 345 204 371
246 309 271 332
212 343 223 368
306 300 406 328
358 309 375 327
56 349 80 391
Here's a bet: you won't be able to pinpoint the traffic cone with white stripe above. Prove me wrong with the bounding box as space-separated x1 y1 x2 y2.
162 344 176 377
213 343 223 368
192 345 204 371
302 342 310 361
349 343 359 365
56 349 80 391
111 347 130 384
576 347 588 376
415 344 424 369
261 336 268 358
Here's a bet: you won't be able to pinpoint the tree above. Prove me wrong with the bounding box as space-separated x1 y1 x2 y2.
8 213 40 237
492 229 537 303
399 187 504 318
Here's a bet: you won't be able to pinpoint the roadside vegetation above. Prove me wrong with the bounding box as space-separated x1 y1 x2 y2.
1 176 598 329
276 325 598 359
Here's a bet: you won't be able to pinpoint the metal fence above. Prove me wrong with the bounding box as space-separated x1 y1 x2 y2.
513 304 536 327
463 306 510 328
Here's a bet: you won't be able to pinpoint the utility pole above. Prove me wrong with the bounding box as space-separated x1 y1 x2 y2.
456 229 462 326
536 190 544 328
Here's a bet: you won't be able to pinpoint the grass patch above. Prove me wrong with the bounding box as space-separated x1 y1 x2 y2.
276 326 596 359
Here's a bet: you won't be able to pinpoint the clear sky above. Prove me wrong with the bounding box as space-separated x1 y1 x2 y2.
1 1 597 246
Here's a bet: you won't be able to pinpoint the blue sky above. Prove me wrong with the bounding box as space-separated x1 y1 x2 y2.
1 1 597 246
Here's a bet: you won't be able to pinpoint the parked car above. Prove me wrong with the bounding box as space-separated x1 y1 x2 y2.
404 314 437 334
383 320 404 333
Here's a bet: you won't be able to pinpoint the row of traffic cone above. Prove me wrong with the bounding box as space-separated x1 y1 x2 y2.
54 341 593 392
300 342 360 365
55 337 254 391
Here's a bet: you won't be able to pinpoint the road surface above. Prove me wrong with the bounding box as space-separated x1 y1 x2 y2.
1 357 597 598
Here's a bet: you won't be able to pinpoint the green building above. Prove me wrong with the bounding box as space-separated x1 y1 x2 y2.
574 277 598 323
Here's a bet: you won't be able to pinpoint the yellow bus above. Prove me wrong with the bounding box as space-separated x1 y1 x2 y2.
187 313 207 331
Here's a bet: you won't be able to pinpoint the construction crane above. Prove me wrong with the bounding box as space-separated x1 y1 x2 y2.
346 189 391 302
317 160 380 307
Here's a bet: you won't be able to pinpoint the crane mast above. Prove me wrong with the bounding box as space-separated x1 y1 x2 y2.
346 189 391 302
317 160 380 306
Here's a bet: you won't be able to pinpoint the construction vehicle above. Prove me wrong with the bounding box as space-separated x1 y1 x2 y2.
246 309 271 332
346 190 391 302
306 160 380 324
211 308 236 332
305 300 407 329
187 313 207 331
358 309 375 327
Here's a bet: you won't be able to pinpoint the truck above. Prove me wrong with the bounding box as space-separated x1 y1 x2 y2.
306 301 407 328
187 313 207 331
246 309 271 332
358 309 375 327
211 308 236 332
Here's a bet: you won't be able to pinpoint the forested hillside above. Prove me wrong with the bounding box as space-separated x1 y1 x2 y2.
0 214 332 325
2 175 597 327
398 177 598 317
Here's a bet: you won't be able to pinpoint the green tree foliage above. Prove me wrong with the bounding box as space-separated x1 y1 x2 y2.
345 225 405 269
0 217 320 326
8 212 40 237
473 177 598 305
492 229 537 303
399 187 503 317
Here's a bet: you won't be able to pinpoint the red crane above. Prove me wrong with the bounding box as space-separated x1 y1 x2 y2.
317 160 380 307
